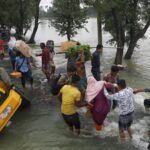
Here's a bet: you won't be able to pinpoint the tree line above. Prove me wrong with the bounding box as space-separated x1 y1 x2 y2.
0 0 150 64
0 0 40 43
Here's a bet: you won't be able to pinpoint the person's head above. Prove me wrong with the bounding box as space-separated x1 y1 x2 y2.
96 44 103 52
71 74 80 86
40 42 46 49
111 65 119 76
67 67 76 77
76 41 81 45
117 79 126 90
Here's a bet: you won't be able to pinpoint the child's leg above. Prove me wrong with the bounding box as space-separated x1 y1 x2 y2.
127 127 133 139
119 128 126 140
42 65 50 81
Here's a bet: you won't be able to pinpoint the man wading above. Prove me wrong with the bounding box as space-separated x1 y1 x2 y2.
58 74 82 135
91 44 103 81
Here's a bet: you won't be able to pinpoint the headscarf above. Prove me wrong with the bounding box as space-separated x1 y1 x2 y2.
85 76 105 103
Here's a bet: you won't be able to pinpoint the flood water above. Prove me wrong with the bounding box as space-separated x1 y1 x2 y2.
0 18 150 150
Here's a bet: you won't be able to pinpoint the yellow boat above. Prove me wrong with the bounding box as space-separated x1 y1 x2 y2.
0 80 31 131
0 89 22 131
0 81 8 93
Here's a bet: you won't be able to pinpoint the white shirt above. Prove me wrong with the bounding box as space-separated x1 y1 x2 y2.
104 87 134 115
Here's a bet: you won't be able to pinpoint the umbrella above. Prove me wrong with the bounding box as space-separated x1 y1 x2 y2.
61 41 77 51
15 40 32 57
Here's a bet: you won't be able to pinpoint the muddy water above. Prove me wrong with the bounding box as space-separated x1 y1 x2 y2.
0 18 150 150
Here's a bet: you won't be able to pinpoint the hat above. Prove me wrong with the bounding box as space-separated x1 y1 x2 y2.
85 76 105 103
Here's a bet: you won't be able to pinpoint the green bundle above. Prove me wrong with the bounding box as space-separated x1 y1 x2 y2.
66 45 91 61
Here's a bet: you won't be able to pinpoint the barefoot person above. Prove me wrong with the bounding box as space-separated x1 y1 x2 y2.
91 44 103 81
58 74 82 135
15 51 33 88
36 43 51 82
104 79 135 141
85 77 114 131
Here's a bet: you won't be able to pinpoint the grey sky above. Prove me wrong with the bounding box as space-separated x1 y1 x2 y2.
40 0 52 7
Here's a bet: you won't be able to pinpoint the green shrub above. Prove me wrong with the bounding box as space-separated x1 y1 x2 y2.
66 45 91 61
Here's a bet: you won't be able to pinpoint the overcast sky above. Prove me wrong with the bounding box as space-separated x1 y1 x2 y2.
40 0 52 7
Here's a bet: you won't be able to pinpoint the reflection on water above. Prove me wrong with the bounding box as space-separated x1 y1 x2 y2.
0 18 150 150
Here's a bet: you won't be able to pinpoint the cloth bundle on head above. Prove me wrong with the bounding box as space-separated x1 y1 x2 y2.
15 40 32 57
61 41 77 51
85 77 106 103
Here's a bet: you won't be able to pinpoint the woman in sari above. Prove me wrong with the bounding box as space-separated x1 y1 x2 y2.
85 77 114 131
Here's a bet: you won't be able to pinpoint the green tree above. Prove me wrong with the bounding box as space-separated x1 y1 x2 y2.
83 0 103 44
51 0 88 41
124 0 150 59
102 0 150 64
102 0 126 64
28 0 41 43
0 0 40 41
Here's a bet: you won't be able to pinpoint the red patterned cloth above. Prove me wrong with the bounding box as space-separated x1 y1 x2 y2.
42 47 50 65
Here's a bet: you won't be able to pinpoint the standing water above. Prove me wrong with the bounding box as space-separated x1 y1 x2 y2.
0 18 150 150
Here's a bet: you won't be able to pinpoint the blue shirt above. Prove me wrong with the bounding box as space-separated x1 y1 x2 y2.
15 57 29 73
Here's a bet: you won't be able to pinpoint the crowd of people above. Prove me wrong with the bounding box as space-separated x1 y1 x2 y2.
0 35 150 149
57 43 150 149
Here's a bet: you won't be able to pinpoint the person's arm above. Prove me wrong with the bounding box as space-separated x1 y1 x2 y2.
80 52 85 63
133 88 150 94
74 91 87 107
14 57 19 71
144 88 150 92
104 87 120 101
105 82 116 91
76 100 88 107
58 86 64 102
58 92 62 103
103 74 108 82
